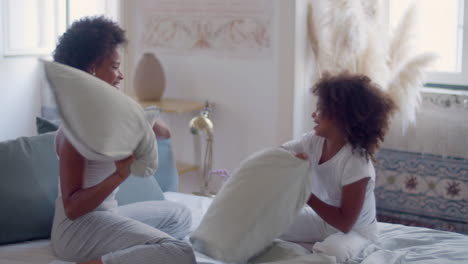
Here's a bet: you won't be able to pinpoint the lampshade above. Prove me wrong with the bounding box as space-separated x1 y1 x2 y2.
189 110 213 135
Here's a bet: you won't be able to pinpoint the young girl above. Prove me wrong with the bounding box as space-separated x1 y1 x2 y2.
281 73 396 262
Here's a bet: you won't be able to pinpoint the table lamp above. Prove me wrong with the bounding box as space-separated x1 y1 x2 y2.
189 102 214 197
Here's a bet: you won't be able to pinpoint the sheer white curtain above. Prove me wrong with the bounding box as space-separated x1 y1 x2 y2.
292 0 319 139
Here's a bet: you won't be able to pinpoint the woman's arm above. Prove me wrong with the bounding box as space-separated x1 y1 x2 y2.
153 120 170 139
57 132 133 220
307 177 369 233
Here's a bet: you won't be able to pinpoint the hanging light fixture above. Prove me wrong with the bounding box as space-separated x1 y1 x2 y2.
189 102 214 197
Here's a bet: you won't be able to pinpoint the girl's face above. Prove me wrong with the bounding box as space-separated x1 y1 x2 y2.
91 48 123 89
311 103 337 138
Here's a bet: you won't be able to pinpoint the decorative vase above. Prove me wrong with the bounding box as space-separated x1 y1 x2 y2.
133 53 166 100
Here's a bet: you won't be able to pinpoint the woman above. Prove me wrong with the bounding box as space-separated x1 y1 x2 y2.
51 16 196 264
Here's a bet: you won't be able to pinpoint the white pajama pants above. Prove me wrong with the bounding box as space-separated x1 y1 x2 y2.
280 206 378 263
51 198 196 264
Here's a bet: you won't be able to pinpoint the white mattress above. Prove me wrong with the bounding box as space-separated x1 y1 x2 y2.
1 192 467 264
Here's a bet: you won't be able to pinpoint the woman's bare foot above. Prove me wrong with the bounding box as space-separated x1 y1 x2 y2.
79 259 103 264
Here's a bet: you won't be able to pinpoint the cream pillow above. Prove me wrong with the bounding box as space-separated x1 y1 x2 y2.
43 60 158 177
190 148 311 263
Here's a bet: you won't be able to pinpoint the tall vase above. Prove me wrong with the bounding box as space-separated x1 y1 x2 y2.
133 53 166 100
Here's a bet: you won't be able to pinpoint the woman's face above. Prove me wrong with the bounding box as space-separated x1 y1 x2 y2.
91 48 123 89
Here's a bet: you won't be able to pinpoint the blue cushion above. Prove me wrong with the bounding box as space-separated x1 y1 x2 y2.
116 176 165 205
116 138 180 203
35 118 175 197
36 116 179 192
0 133 59 245
153 138 179 192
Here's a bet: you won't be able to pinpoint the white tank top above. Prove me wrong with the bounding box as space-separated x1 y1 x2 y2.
55 128 119 211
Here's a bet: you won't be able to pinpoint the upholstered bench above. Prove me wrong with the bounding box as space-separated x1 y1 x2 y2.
375 148 468 234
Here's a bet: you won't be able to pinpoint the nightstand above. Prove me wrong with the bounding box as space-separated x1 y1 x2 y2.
136 98 206 175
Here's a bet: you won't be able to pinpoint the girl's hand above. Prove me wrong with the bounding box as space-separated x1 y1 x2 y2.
114 155 135 181
295 152 308 160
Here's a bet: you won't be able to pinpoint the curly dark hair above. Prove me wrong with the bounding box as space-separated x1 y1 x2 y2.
53 16 127 71
312 72 397 162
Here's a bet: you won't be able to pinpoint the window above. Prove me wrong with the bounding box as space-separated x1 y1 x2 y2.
1 0 119 57
67 0 119 26
2 0 66 56
389 0 468 89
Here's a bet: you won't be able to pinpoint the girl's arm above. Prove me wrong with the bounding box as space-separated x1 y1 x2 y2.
58 132 133 220
307 177 369 233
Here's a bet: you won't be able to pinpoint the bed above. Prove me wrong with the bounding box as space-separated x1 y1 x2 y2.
1 192 467 264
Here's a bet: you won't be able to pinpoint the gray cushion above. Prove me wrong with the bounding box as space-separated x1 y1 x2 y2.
0 131 177 244
36 117 60 134
0 133 59 245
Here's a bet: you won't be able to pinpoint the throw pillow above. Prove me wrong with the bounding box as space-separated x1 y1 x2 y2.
117 176 165 205
0 133 59 245
34 117 175 199
153 138 179 192
43 60 158 177
36 116 60 134
190 148 311 263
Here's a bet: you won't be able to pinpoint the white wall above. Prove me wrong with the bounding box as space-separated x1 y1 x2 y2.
122 0 298 172
0 3 42 141
384 89 468 159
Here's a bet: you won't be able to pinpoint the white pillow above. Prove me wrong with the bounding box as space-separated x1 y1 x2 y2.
190 148 311 263
43 60 158 177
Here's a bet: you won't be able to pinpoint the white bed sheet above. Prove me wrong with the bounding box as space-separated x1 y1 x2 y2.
349 222 468 264
1 192 467 264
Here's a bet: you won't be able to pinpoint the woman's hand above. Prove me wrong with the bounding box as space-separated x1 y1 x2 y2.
295 152 308 160
114 155 135 181
153 120 171 139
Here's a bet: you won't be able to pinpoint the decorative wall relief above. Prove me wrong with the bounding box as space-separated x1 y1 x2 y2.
135 0 272 58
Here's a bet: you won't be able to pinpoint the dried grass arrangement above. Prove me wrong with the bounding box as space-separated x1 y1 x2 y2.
307 0 436 128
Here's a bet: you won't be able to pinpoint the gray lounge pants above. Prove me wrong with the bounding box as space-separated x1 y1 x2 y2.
51 198 196 264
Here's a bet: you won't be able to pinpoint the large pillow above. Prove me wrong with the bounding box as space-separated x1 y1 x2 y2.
43 60 157 177
190 148 311 263
0 133 59 245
